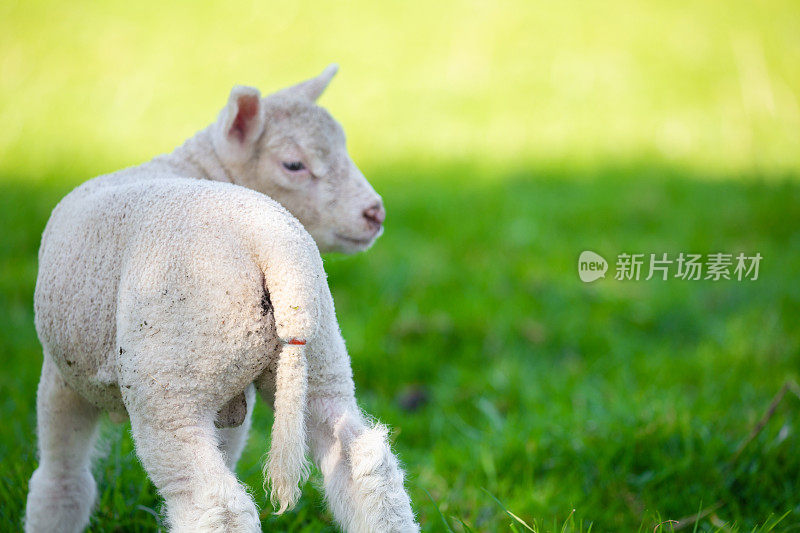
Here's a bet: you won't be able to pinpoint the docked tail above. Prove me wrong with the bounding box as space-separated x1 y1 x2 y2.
265 340 310 513
258 239 324 513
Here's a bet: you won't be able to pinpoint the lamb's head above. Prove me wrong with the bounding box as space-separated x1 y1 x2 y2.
212 65 384 254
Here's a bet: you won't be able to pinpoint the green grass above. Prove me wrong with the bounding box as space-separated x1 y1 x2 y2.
2 0 800 531
1 162 799 531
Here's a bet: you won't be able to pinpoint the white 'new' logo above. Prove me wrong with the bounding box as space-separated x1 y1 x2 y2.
578 251 608 282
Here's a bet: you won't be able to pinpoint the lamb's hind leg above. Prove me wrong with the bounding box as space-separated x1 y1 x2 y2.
124 383 260 533
308 395 419 533
25 356 101 533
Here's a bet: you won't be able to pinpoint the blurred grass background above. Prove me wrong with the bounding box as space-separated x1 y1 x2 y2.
1 0 800 531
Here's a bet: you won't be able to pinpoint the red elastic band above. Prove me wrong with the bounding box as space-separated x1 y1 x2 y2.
288 338 306 345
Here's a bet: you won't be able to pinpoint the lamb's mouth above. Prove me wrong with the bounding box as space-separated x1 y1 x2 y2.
334 233 373 246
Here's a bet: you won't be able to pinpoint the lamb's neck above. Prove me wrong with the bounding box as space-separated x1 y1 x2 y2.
148 128 235 183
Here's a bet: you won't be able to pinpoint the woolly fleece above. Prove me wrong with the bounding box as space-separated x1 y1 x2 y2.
24 67 418 533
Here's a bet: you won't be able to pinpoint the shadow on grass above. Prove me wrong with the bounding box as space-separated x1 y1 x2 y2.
1 160 799 531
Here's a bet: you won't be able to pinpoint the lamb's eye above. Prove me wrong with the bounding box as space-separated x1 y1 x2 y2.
282 161 305 172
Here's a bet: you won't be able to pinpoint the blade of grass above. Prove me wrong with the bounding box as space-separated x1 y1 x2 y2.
423 488 455 533
454 516 475 533
482 488 536 532
730 380 800 466
561 508 576 533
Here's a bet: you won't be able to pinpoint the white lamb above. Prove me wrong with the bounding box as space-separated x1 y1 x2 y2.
25 66 419 533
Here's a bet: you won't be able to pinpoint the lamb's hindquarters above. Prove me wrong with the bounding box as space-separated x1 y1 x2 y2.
25 356 101 533
113 233 273 533
125 402 260 532
118 336 263 533
117 340 263 533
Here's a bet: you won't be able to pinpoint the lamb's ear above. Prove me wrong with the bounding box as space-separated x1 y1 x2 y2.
273 64 338 102
217 86 265 152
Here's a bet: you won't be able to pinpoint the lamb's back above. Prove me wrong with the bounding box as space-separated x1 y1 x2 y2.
35 171 314 411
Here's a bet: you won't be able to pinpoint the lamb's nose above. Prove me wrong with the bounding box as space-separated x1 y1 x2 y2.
363 203 386 226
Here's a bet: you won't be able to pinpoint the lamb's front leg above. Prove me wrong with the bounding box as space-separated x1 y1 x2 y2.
124 385 260 532
25 356 101 533
308 395 419 533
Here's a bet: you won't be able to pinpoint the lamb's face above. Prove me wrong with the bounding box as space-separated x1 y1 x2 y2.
254 98 384 254
213 65 384 254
